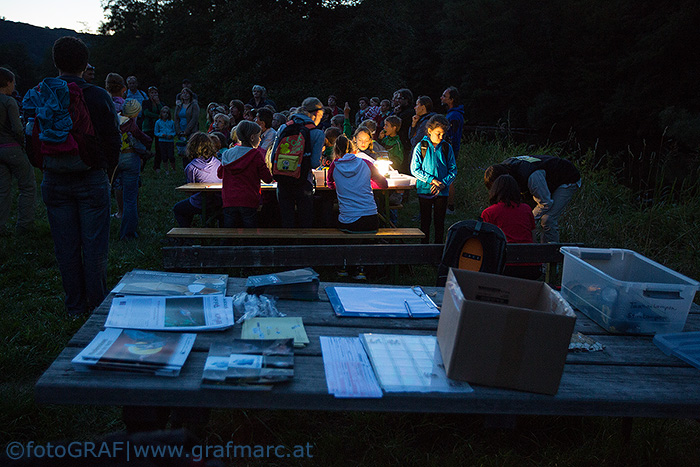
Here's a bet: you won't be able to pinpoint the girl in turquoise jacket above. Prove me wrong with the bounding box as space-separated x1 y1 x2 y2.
410 115 457 244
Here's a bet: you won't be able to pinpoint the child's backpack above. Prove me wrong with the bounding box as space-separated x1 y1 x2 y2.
436 220 507 287
272 120 315 182
23 77 98 172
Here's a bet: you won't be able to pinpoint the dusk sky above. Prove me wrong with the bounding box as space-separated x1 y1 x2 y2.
3 0 106 33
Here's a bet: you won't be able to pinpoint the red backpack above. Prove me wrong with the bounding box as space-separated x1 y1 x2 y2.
27 80 98 172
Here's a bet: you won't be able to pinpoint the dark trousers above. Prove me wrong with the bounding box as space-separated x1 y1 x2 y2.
277 179 314 228
223 206 258 228
173 198 201 227
418 195 448 244
339 214 379 233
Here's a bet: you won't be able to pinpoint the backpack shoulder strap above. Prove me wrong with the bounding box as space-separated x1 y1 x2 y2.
420 140 429 160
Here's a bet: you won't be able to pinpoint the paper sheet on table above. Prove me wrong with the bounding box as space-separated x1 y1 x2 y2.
241 317 310 347
320 336 383 398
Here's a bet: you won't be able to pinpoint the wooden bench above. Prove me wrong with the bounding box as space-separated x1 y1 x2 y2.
166 227 425 241
162 242 578 284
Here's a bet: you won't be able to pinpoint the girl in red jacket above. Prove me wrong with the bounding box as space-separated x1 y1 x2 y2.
217 121 273 228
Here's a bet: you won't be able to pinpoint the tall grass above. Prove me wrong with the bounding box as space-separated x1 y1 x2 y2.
1 136 700 465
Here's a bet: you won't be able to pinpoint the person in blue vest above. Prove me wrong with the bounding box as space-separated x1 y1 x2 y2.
484 155 581 243
36 36 121 316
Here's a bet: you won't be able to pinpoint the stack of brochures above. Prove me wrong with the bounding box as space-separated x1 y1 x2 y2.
201 339 294 389
246 268 320 301
71 328 196 377
112 269 228 296
106 269 234 331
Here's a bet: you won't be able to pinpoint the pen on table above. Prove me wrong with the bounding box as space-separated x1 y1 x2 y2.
404 300 413 318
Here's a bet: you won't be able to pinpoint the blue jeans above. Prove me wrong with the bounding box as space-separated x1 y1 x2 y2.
117 152 141 239
277 178 314 228
41 169 110 315
223 206 258 228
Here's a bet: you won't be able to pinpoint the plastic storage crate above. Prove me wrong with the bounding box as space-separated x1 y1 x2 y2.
560 247 699 334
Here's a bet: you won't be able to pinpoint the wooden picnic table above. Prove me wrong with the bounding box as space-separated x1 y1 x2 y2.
176 177 416 228
36 278 700 420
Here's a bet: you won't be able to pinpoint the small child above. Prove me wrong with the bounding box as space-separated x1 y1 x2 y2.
322 127 342 168
209 131 228 159
327 135 387 233
354 126 387 160
379 115 404 171
172 132 222 227
154 106 177 174
365 97 381 121
410 114 457 244
116 99 152 240
379 115 405 225
255 108 277 151
480 174 541 280
217 121 273 228
374 98 393 138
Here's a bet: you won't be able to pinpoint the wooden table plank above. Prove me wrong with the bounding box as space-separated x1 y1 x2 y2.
166 228 425 240
35 347 700 419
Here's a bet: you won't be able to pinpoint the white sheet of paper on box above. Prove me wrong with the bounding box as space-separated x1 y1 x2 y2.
320 336 383 398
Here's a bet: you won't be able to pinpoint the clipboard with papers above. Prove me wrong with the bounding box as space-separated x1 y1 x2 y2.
326 286 440 318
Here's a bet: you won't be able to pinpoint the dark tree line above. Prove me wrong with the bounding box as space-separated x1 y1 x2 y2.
3 1 700 164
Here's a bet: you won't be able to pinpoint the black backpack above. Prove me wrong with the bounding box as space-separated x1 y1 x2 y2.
436 220 507 286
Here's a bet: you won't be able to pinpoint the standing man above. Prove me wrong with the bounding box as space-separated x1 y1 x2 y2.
125 75 148 127
441 86 465 214
392 88 414 174
484 155 581 243
249 85 276 111
39 36 121 316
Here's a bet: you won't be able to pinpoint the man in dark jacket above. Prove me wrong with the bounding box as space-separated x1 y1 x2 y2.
484 155 581 243
40 36 121 316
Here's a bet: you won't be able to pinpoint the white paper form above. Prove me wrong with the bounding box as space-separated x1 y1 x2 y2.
320 336 383 398
360 334 473 393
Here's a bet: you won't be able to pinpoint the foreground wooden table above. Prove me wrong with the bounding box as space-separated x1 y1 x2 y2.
36 278 700 419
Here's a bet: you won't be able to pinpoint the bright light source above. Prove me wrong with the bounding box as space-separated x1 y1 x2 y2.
375 158 392 176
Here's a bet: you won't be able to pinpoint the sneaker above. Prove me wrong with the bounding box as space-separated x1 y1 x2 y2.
446 206 456 215
353 267 367 280
337 269 349 277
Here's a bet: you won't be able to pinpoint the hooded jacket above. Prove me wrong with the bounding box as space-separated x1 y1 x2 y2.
327 153 387 224
410 136 457 197
445 104 465 155
185 156 221 209
217 145 273 208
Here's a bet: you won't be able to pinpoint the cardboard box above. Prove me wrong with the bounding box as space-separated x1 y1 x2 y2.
437 269 576 395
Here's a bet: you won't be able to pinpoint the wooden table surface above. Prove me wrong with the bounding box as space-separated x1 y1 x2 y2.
176 182 415 193
35 278 700 419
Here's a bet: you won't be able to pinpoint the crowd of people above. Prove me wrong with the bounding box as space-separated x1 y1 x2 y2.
0 36 581 317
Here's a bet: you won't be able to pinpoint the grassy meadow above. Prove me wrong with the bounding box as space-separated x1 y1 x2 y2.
1 134 700 465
